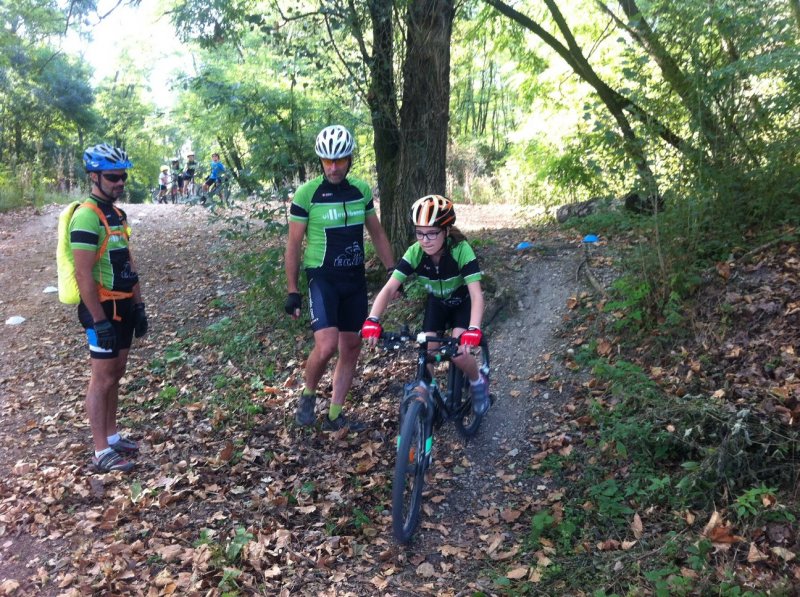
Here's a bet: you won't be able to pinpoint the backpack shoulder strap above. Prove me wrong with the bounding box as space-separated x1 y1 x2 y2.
80 201 116 264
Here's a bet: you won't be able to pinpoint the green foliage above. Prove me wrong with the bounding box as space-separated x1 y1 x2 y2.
157 385 179 404
224 527 253 563
351 507 371 530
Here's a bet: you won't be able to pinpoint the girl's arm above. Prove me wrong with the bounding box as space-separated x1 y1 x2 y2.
363 276 404 346
466 280 484 329
368 276 403 320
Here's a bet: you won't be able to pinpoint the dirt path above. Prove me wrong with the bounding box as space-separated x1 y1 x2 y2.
0 201 585 595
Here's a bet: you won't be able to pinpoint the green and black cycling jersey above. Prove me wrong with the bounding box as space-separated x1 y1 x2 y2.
393 238 482 303
69 197 138 292
289 175 376 271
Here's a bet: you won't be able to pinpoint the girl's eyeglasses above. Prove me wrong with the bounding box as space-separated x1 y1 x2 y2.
101 173 128 183
415 229 443 241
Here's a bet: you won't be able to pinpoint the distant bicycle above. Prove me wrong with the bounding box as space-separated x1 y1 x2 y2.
200 174 232 207
380 326 492 544
180 175 196 199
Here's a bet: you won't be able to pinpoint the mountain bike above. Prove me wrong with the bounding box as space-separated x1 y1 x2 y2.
182 174 198 200
381 327 491 544
200 174 232 207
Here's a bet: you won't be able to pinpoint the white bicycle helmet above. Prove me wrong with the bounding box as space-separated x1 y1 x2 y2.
411 195 456 228
315 125 355 159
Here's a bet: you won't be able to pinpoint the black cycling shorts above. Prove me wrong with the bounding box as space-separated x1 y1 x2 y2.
422 293 472 334
306 268 367 333
78 298 135 359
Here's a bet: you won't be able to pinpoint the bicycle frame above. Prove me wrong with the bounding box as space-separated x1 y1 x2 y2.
387 330 472 424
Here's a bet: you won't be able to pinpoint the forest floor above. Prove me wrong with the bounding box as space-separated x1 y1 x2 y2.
0 200 797 596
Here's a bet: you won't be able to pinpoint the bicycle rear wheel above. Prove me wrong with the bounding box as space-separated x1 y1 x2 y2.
392 395 428 544
453 340 490 438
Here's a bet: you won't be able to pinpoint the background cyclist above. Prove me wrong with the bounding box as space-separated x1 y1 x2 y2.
157 165 168 203
201 152 226 202
182 151 197 197
361 194 490 415
169 158 182 203
285 124 396 431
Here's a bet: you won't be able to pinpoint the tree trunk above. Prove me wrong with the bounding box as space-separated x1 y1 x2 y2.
393 0 455 257
790 0 800 36
366 0 402 256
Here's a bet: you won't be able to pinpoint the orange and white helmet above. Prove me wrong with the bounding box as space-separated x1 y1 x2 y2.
411 195 456 228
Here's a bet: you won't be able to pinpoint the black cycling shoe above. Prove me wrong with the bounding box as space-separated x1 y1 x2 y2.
295 393 316 426
321 414 367 432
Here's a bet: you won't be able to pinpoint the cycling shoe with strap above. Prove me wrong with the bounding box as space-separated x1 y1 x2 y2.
93 450 134 473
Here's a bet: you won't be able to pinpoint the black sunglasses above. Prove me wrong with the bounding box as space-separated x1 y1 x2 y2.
101 172 128 183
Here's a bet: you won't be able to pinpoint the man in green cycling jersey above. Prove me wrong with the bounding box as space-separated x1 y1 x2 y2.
285 125 396 431
72 143 148 473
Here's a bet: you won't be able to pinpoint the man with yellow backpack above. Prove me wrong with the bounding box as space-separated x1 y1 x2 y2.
67 143 148 473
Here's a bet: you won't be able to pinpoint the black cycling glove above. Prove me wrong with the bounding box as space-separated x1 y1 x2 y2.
93 319 116 351
284 292 302 315
133 303 148 338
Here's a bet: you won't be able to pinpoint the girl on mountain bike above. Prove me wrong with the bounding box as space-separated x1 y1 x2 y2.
361 195 490 415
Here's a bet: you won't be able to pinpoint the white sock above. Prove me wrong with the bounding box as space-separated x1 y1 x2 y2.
470 376 483 386
107 433 121 444
95 447 114 458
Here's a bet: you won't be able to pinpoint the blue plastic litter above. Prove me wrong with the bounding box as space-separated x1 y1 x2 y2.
582 234 599 243
516 241 532 250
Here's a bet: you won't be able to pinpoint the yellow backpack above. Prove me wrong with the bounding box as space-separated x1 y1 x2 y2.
56 200 129 305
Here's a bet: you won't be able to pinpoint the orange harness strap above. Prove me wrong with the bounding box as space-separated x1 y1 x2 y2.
82 201 134 321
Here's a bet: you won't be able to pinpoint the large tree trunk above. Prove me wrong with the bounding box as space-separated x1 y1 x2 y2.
366 0 401 256
392 0 455 257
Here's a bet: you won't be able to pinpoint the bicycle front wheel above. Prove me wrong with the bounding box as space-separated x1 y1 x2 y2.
392 395 428 544
453 340 490 438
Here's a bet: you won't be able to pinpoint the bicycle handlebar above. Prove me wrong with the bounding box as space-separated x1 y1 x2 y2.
379 327 461 358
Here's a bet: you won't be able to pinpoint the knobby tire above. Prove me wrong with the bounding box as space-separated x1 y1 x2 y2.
392 397 427 544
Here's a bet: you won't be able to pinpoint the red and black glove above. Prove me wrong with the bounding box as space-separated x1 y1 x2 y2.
459 327 482 347
361 317 383 340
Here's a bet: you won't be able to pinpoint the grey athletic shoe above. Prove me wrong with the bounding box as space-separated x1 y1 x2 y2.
471 375 490 416
109 436 139 455
295 392 316 426
321 414 367 432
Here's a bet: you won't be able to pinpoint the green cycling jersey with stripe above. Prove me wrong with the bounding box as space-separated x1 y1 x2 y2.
289 175 376 271
393 239 482 302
